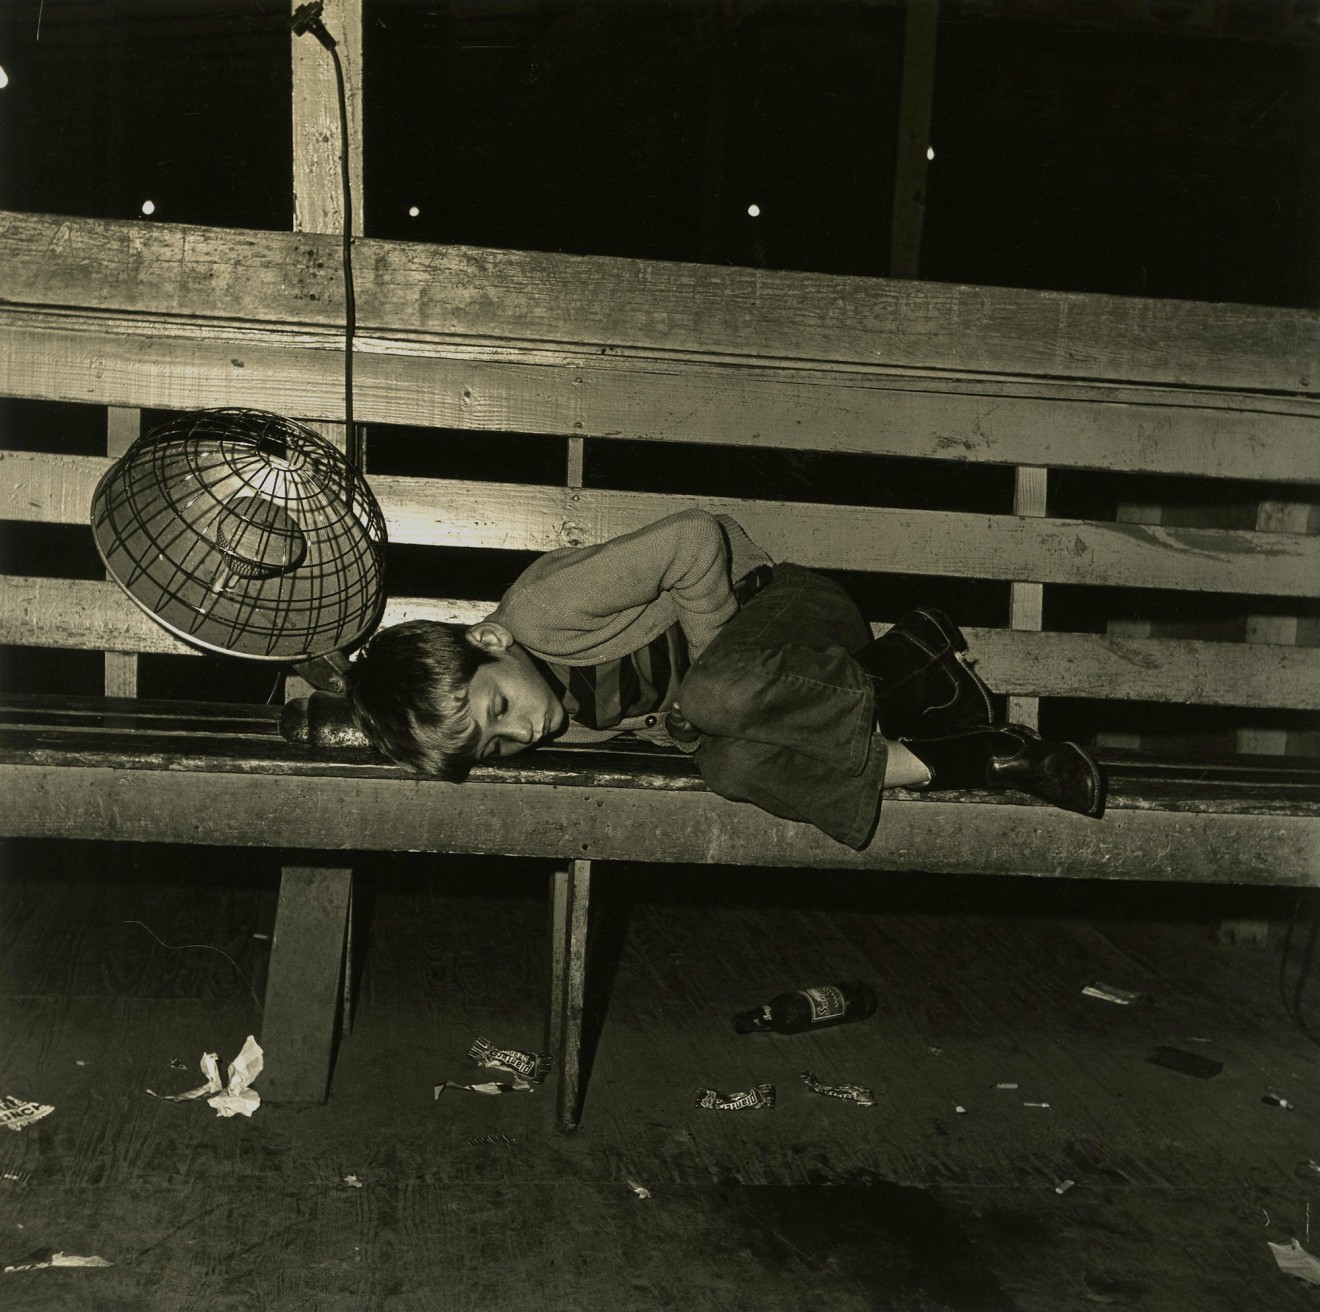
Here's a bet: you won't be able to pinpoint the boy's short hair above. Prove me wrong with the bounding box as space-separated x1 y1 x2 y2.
346 620 496 781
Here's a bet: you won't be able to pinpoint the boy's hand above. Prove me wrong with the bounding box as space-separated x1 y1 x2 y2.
664 702 701 750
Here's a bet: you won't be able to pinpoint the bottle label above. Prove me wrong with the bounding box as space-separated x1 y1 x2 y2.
800 985 846 1023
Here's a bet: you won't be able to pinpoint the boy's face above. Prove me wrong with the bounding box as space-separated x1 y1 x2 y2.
465 624 566 761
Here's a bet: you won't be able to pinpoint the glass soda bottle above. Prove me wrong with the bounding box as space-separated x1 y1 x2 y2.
732 981 877 1034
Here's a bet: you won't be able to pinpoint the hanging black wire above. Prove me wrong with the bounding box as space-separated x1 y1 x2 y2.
292 2 359 470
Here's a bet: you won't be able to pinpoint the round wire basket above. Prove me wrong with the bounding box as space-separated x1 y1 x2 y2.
91 408 388 661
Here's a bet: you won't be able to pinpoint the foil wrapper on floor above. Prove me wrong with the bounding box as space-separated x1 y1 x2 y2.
434 1077 533 1098
800 1071 875 1106
695 1083 776 1111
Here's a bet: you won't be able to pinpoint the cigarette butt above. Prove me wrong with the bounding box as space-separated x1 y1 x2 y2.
1023 1101 1051 1109
1055 1179 1076 1195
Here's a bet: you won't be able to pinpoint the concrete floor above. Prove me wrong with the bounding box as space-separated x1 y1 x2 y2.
2 840 1319 1310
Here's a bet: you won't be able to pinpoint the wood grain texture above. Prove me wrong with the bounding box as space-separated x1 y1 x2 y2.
4 315 1319 484
3 209 1317 393
8 452 1319 596
2 763 1317 884
7 576 1320 710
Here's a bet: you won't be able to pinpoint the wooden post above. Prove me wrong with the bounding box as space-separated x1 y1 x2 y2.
547 859 591 1133
1239 500 1320 758
288 0 364 709
292 0 364 240
261 865 353 1102
104 408 140 698
1007 466 1046 729
889 0 939 279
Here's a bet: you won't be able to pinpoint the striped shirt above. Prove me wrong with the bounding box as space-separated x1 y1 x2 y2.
538 624 690 731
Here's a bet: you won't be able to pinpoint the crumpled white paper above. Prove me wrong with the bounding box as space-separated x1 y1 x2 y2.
148 1036 264 1118
4 1252 113 1273
1269 1238 1320 1286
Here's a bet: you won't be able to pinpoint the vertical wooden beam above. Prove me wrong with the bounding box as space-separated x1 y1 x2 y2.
546 859 591 1133
288 0 364 705
104 408 140 698
1239 500 1320 757
292 0 364 239
889 0 939 279
1007 466 1046 729
291 0 363 452
260 865 353 1103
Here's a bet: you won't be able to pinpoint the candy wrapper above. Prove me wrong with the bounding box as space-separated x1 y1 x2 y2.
0 1096 54 1133
468 1036 551 1084
800 1071 875 1107
695 1083 776 1111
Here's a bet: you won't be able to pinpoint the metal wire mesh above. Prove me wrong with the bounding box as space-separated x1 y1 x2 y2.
91 408 387 661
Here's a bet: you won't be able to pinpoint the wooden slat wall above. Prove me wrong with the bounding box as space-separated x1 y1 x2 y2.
7 577 1320 714
1 212 1317 728
8 451 1318 598
2 212 1316 394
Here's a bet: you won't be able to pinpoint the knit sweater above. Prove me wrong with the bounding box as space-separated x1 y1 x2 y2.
486 509 772 745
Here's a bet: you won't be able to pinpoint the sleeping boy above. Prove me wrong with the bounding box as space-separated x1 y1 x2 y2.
345 509 1104 849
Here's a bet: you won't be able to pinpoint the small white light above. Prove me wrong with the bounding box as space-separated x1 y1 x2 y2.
746 203 760 218
408 205 420 218
926 146 935 161
141 199 156 216
0 65 9 90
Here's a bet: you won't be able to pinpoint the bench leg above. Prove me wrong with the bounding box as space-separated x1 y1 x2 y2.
260 865 352 1104
547 859 591 1132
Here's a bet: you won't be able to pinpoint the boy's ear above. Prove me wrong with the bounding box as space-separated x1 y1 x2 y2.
465 621 516 653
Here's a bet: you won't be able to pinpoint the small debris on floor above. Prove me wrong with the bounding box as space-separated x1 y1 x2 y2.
1269 1238 1320 1287
1055 1179 1076 1195
1262 1094 1295 1109
147 1035 263 1118
799 1071 875 1106
695 1084 775 1111
435 1077 533 1097
627 1180 652 1199
4 1252 113 1274
1082 982 1143 1005
1023 1102 1051 1109
343 1175 363 1188
0 1096 53 1133
468 1036 551 1084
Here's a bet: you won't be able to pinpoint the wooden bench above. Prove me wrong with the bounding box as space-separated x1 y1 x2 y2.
2 207 1319 1128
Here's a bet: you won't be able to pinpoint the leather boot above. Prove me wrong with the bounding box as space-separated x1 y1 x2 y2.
853 608 996 739
903 724 1106 818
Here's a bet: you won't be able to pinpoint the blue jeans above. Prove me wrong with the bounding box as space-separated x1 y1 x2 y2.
676 564 886 849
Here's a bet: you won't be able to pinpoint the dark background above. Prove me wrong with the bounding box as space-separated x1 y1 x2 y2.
0 0 1317 721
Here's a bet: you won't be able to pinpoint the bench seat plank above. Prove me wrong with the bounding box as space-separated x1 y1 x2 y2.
3 761 1317 886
